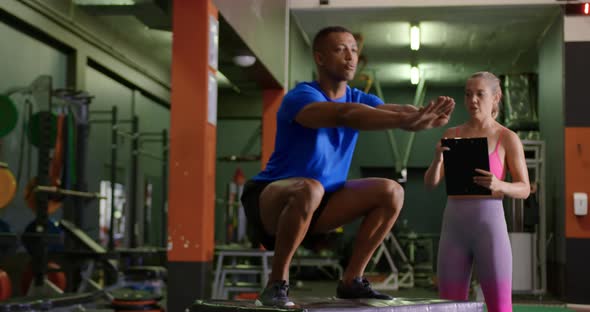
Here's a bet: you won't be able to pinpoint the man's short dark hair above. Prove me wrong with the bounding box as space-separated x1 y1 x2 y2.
312 26 354 52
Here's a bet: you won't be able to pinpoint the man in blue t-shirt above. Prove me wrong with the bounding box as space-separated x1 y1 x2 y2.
241 26 455 306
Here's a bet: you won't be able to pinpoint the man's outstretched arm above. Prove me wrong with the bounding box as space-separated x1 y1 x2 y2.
295 96 454 131
376 103 420 113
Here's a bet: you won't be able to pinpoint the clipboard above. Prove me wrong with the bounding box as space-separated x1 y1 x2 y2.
441 137 491 196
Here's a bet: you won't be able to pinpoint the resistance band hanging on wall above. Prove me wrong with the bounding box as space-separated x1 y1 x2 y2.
0 162 17 210
0 95 19 209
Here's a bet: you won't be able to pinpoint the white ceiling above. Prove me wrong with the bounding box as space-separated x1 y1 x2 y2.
75 2 562 90
94 15 172 70
87 15 263 91
291 5 561 87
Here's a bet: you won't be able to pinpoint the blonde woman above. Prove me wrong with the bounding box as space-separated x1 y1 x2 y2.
424 72 530 312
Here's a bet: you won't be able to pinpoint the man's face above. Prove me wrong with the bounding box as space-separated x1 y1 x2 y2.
315 32 358 82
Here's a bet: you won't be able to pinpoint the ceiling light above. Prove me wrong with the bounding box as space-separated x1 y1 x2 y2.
410 66 420 85
74 0 135 5
233 54 256 67
410 25 420 51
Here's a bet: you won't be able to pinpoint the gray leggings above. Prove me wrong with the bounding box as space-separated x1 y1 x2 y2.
437 198 512 312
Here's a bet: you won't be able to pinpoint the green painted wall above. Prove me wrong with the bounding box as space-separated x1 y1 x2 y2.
289 16 313 89
537 15 565 287
217 91 262 119
134 92 170 247
215 90 263 243
215 119 262 244
84 66 134 244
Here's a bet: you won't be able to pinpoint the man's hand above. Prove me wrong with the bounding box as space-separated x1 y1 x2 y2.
376 103 420 113
403 96 455 131
399 104 420 113
429 114 451 128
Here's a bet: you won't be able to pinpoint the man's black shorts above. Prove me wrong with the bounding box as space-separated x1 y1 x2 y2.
240 179 334 251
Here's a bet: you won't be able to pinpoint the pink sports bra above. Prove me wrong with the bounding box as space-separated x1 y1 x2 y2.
455 127 505 180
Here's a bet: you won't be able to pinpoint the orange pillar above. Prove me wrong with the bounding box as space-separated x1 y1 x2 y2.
261 89 285 169
565 127 590 238
168 0 217 309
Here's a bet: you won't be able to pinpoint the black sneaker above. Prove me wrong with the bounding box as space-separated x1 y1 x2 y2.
255 280 295 307
336 277 393 300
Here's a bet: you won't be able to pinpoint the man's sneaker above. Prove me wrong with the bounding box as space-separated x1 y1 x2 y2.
336 277 393 300
255 280 295 307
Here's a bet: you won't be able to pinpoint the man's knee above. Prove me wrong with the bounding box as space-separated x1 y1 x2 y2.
379 179 404 215
290 178 325 216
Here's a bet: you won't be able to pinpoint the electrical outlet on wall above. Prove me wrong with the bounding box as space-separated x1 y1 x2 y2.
574 192 588 216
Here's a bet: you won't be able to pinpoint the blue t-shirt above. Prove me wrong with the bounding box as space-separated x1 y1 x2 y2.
253 81 383 192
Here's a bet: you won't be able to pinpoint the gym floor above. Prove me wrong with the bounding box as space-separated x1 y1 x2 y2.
286 280 575 312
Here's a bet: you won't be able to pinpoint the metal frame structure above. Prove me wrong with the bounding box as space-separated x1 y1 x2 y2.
509 140 546 295
211 247 274 299
92 106 169 249
369 232 414 290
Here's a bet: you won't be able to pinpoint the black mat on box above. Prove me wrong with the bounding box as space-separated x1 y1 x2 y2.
190 297 484 312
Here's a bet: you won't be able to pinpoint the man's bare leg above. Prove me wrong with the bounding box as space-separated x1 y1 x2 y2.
258 178 324 282
310 178 404 283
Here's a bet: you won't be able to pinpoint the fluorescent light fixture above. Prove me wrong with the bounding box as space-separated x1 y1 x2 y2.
410 25 420 51
74 0 135 5
410 66 420 85
76 0 135 5
233 54 256 67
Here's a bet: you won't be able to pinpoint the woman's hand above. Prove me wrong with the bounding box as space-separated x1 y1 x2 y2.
473 168 503 193
434 141 450 163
